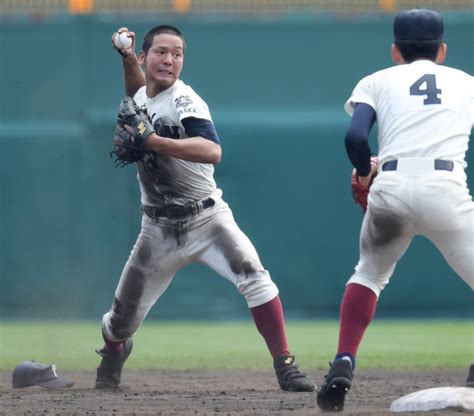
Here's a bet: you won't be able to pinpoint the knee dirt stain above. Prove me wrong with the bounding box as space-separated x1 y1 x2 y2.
224 245 258 276
136 243 152 265
213 225 259 276
121 266 147 302
109 266 147 337
109 297 134 338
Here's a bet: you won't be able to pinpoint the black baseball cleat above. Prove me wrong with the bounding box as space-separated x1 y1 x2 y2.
274 355 316 392
95 338 133 389
466 363 474 388
317 359 353 412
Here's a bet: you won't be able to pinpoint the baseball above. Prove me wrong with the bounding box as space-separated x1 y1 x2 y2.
114 32 133 50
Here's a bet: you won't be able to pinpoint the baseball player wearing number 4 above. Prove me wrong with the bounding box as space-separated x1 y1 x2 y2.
95 24 315 392
317 8 474 412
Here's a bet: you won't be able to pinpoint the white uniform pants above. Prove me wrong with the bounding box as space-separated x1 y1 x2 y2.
348 158 474 297
102 198 278 341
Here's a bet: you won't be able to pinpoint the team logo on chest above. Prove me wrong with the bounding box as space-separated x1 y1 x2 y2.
175 95 198 118
175 95 193 108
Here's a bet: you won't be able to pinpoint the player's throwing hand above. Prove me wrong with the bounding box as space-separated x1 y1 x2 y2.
111 27 136 57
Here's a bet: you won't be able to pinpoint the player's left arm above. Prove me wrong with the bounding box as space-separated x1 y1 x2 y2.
145 117 222 164
345 103 377 186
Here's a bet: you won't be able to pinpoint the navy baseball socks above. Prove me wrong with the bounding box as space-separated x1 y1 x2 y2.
95 335 133 389
251 296 315 392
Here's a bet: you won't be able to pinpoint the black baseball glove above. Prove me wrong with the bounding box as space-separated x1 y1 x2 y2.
110 96 155 167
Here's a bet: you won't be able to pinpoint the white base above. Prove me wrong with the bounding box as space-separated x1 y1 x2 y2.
390 387 474 412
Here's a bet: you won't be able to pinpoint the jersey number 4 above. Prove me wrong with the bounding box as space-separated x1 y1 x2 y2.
409 74 442 105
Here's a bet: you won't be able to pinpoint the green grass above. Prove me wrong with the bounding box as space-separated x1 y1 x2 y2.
0 320 472 371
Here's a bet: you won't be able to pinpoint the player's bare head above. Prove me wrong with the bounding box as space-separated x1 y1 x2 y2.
142 25 186 56
393 8 443 63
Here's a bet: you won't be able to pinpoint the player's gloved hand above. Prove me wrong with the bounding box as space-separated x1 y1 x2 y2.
110 124 147 167
110 96 155 167
117 96 155 149
351 157 378 212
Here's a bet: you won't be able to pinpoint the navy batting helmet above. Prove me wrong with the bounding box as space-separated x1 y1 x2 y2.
394 8 443 43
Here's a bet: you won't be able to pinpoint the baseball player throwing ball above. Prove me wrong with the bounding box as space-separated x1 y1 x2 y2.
317 8 474 412
95 24 315 393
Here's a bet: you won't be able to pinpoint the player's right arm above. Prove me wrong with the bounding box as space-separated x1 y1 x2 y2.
112 28 145 97
344 74 379 187
345 103 377 187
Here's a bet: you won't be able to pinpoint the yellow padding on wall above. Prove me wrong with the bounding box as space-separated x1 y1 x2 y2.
378 0 396 12
173 0 192 13
69 0 94 14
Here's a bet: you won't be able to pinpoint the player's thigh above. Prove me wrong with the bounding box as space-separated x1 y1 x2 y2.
428 196 474 289
114 216 186 316
417 171 472 231
197 207 264 278
196 208 278 305
355 186 415 290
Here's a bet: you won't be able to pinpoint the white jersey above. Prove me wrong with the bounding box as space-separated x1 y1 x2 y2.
134 79 221 206
345 60 474 168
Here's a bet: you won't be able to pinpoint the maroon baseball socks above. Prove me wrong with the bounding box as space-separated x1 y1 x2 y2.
250 295 290 359
336 283 378 368
102 331 125 353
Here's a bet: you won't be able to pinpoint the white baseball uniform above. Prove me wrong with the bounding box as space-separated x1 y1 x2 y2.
102 79 278 341
345 60 474 296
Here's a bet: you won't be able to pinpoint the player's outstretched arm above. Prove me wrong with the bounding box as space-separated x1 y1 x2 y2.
144 116 222 164
145 135 222 164
112 28 145 97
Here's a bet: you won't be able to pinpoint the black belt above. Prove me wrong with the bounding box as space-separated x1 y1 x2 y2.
382 159 454 172
142 198 215 220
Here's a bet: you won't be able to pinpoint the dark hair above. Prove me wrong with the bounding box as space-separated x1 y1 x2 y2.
393 8 443 63
141 25 186 55
395 40 440 63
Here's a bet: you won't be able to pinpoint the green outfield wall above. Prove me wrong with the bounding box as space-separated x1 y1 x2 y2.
0 13 473 320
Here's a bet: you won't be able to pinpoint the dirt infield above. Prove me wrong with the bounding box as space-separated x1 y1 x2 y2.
0 368 471 415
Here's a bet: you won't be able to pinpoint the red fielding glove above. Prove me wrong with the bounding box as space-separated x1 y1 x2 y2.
351 157 378 212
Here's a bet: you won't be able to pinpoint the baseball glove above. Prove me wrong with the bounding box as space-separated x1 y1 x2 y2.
110 96 155 167
351 157 378 212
